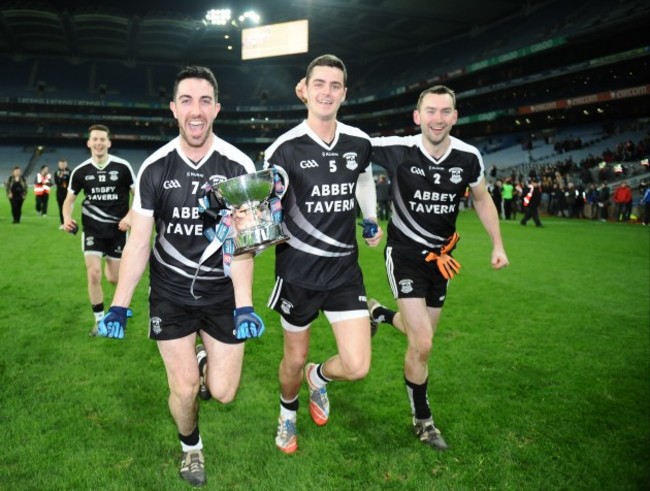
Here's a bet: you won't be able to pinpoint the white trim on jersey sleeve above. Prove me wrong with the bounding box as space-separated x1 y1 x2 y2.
211 136 256 173
139 138 178 172
132 139 179 215
68 158 94 195
107 154 137 188
264 121 309 161
131 190 153 217
371 134 419 148
337 121 372 142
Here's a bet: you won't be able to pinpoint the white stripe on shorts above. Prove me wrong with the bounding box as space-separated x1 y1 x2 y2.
386 245 398 298
267 276 283 309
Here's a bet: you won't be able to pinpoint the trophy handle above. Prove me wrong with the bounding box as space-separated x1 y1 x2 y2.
272 165 289 199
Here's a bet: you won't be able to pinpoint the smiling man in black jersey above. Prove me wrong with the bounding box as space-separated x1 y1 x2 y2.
368 86 509 450
265 54 382 454
62 125 136 335
98 66 262 487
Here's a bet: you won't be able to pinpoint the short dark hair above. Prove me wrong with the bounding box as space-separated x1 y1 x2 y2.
417 85 457 110
173 66 219 101
88 124 110 138
305 54 347 86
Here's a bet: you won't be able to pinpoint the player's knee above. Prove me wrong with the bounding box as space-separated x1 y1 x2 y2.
407 333 432 357
105 271 118 285
173 383 199 405
104 263 119 284
210 384 238 404
341 355 371 381
87 267 102 285
284 348 309 371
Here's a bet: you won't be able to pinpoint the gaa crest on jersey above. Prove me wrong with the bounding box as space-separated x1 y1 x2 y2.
343 152 358 171
109 170 119 181
449 167 463 184
399 279 414 294
280 299 293 316
150 316 162 335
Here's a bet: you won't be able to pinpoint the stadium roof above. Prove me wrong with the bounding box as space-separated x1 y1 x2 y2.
0 0 553 78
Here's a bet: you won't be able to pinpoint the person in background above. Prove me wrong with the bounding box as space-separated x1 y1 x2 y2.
597 181 610 222
613 181 632 222
376 174 391 221
54 159 71 229
586 183 599 220
99 66 264 487
5 166 28 224
640 184 650 226
565 182 578 218
368 85 509 451
502 177 514 219
34 165 52 216
267 54 382 455
520 177 543 227
491 178 503 219
62 125 136 335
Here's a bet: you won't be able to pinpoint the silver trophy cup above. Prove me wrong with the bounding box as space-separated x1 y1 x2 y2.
213 168 289 255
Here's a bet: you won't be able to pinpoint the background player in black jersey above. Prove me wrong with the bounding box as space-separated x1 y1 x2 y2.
62 124 135 335
54 158 70 229
98 66 263 487
265 54 382 454
367 86 509 450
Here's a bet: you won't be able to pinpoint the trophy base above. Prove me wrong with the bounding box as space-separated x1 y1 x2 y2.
233 223 289 255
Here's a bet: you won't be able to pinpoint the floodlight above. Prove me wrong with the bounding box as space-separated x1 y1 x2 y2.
205 9 232 26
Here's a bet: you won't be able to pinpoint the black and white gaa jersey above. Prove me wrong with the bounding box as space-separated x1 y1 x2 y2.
371 135 484 249
134 135 255 305
264 120 372 290
68 155 135 238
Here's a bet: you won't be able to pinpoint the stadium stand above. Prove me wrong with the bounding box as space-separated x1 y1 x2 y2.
0 0 648 183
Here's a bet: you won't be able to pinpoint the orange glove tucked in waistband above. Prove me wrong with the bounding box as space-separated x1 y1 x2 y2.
424 232 461 280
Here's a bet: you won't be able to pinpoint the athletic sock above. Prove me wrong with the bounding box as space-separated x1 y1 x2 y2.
280 395 299 418
405 377 432 420
92 303 104 322
316 363 332 385
308 363 331 388
179 426 203 452
197 350 207 377
373 305 396 325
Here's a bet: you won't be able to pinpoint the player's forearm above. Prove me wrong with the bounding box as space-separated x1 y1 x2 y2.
230 253 254 307
356 169 378 220
62 197 74 222
474 197 505 251
111 240 150 307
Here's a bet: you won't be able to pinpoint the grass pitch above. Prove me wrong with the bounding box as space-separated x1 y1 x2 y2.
0 195 648 490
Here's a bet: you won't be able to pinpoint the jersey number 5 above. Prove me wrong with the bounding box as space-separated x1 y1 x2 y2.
329 160 337 173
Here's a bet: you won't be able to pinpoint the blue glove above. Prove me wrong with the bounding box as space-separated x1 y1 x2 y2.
97 306 133 339
358 219 378 238
234 306 265 339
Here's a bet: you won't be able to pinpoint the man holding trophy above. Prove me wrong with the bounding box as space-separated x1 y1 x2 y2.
97 66 264 487
264 54 382 454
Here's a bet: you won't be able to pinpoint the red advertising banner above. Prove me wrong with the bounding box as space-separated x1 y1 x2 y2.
518 85 649 114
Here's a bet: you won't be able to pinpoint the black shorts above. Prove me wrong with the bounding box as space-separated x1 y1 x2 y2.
82 232 127 260
148 288 242 344
385 245 449 308
267 271 368 328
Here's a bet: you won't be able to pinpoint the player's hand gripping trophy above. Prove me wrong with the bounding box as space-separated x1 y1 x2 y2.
214 167 290 254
